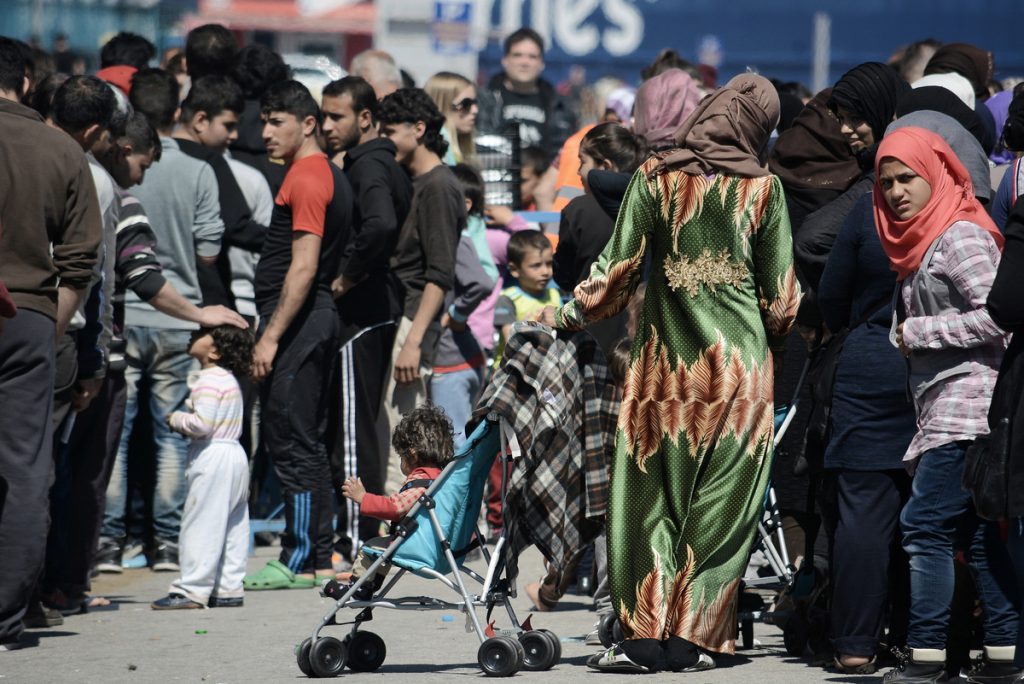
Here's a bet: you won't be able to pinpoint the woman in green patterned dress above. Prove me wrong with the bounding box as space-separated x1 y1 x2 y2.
541 74 800 673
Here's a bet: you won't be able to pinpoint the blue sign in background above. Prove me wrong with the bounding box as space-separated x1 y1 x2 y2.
433 0 474 56
477 0 1024 89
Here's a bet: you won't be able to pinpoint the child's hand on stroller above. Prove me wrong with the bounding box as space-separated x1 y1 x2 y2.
342 476 365 503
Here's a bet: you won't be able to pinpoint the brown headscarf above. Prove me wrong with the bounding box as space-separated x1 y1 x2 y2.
656 73 780 178
923 42 994 100
633 68 704 150
769 88 860 191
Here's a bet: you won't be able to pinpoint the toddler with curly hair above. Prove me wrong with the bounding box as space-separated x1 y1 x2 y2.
151 325 254 610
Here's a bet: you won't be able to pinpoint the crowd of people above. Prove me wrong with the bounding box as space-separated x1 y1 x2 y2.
2 21 1024 684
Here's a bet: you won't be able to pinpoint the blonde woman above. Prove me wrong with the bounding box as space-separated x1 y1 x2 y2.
425 71 477 165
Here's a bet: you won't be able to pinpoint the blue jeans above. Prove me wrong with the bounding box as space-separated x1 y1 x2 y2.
901 441 1020 649
1008 519 1024 666
102 327 196 543
430 367 483 449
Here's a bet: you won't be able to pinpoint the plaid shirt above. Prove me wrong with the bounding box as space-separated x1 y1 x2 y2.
899 221 1008 462
474 322 619 582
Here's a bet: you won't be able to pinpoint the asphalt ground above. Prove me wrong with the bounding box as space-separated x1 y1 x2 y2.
0 544 882 683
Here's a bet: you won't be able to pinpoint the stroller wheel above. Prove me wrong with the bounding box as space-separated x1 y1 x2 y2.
598 612 624 648
346 631 386 672
519 630 558 670
309 636 347 678
536 629 562 663
478 636 522 676
295 638 314 677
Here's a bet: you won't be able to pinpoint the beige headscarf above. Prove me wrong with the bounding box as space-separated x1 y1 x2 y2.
656 73 780 178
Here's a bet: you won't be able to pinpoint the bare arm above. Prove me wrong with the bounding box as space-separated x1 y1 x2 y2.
393 282 446 384
148 282 247 329
251 232 321 379
55 285 85 338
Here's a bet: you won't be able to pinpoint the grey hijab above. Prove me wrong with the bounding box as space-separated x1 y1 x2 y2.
885 110 992 202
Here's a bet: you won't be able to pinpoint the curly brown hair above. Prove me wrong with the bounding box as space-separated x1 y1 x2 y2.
392 403 455 469
208 325 254 378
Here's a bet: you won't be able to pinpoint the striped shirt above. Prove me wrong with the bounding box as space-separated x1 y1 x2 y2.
168 366 244 443
899 221 1008 462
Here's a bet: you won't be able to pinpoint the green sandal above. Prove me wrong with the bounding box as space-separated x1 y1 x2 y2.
243 560 317 590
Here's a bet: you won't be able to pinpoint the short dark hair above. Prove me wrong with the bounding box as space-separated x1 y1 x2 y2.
507 229 552 266
233 44 289 100
322 75 377 124
503 27 544 56
608 337 632 386
119 110 161 161
521 145 550 176
130 68 180 132
29 72 68 120
180 75 244 122
0 37 29 95
185 23 236 80
451 163 484 216
260 79 319 121
53 75 116 134
392 403 455 469
377 87 447 158
580 122 649 175
205 325 254 378
100 32 156 70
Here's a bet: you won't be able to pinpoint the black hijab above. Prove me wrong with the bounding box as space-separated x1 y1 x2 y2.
828 62 910 168
923 42 993 101
896 86 992 153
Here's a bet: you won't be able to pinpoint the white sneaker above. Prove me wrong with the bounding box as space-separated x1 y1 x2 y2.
678 652 716 672
586 646 651 673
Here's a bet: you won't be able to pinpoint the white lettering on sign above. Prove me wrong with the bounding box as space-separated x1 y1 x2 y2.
479 0 646 58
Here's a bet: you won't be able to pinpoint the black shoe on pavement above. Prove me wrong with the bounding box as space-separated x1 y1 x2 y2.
883 648 948 683
22 601 63 629
151 593 204 610
150 541 179 572
208 596 244 608
94 537 124 574
966 655 1024 683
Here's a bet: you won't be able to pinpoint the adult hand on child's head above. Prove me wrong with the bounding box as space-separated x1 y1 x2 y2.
484 205 515 227
341 476 365 504
198 305 248 330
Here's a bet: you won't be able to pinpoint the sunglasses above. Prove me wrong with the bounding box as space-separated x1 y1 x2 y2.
452 98 477 112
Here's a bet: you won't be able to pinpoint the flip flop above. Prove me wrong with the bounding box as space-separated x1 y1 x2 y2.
243 560 317 590
827 656 877 674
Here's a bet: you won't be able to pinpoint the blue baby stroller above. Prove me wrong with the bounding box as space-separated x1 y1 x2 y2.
294 418 561 678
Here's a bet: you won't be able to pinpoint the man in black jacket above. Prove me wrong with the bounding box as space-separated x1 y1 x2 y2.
476 27 576 164
320 76 413 563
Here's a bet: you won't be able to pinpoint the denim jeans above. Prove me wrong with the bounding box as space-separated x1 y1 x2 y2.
430 366 483 449
901 441 1020 649
1007 519 1024 666
102 327 197 543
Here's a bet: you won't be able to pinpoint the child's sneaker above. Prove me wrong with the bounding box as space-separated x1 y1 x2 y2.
151 593 204 610
586 646 651 674
121 539 148 569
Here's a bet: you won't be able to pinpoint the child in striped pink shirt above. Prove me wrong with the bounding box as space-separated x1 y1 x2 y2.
151 325 253 610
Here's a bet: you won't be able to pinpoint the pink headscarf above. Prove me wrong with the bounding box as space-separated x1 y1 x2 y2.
632 69 703 150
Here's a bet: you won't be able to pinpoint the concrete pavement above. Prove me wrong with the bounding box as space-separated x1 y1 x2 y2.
0 545 872 683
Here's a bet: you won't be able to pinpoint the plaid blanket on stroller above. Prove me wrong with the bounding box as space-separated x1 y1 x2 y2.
474 322 620 582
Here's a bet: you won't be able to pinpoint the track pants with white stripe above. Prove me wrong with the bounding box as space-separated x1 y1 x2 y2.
327 322 396 560
259 308 338 574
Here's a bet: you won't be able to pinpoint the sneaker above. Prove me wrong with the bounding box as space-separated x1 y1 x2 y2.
584 628 603 646
121 539 147 569
676 653 715 672
883 648 949 683
0 637 23 651
22 601 63 629
150 541 179 572
151 593 204 610
586 646 652 674
94 537 124 574
966 655 1024 683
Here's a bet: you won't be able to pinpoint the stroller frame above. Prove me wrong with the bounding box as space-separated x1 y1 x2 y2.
295 418 561 678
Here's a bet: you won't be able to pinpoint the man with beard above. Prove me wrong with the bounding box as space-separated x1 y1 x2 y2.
320 76 412 567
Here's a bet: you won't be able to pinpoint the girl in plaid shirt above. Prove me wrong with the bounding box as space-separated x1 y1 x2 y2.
874 127 1018 683
337 404 454 589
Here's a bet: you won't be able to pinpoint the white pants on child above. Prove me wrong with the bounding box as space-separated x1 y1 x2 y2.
170 441 250 605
